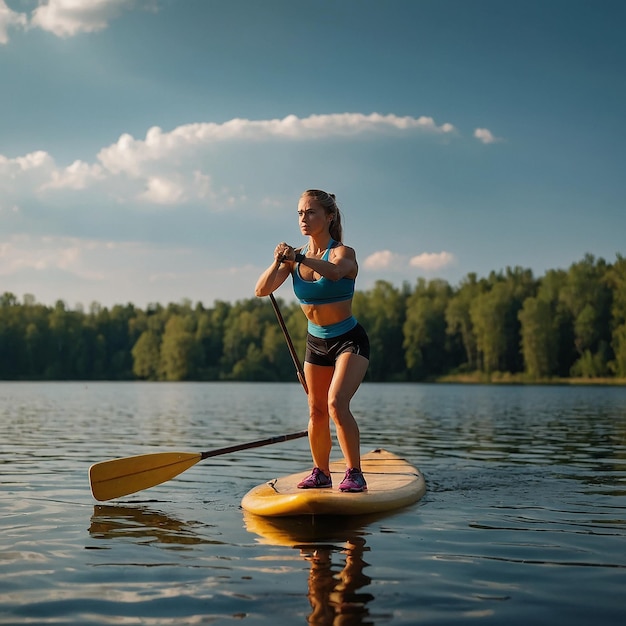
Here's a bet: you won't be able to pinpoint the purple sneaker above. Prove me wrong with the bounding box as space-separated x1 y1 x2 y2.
297 467 332 489
339 468 367 493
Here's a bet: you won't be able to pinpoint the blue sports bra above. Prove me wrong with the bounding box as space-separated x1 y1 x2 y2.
292 240 355 305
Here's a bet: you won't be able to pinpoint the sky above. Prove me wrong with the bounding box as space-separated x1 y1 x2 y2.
1 0 625 310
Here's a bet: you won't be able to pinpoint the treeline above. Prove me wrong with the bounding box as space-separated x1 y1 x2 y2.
1 253 625 382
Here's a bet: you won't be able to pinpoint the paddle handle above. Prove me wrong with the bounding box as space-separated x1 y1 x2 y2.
200 430 308 460
269 293 309 394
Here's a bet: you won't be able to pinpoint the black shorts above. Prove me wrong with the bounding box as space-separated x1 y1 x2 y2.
305 323 370 367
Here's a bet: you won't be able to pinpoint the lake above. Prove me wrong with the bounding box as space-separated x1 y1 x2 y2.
1 382 625 625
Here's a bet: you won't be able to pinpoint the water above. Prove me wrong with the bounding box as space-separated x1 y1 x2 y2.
1 382 625 625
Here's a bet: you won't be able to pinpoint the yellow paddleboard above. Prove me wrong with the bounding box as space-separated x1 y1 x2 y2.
243 509 394 546
241 449 426 517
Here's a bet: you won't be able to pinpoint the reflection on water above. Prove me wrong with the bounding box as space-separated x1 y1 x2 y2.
302 539 372 626
89 505 222 548
243 513 378 626
89 504 379 625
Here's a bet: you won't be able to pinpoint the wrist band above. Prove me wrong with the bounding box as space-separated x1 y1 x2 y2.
294 252 305 263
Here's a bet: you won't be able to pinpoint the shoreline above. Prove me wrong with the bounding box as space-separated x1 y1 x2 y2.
434 373 626 386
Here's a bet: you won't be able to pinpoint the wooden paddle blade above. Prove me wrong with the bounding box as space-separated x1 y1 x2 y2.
89 452 202 502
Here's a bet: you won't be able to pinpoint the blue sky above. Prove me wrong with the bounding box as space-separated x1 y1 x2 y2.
1 0 624 310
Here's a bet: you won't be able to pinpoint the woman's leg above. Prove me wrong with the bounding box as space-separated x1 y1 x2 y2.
327 352 369 469
303 361 334 473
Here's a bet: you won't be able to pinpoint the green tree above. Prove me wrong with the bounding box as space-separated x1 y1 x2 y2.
98 304 139 379
445 273 483 371
195 309 220 379
46 300 87 379
470 282 511 374
469 268 536 375
605 254 626 377
19 296 49 378
560 254 612 376
518 268 572 378
353 280 408 381
232 343 269 380
501 267 537 373
132 330 162 380
403 279 452 380
221 300 272 379
159 315 203 381
610 324 626 377
261 323 292 380
518 296 557 378
0 293 21 378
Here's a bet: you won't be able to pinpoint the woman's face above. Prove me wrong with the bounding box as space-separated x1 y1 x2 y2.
297 197 330 237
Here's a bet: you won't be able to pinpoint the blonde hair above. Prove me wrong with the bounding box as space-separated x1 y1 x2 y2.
301 189 343 242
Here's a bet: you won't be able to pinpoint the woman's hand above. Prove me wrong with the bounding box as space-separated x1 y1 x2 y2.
275 242 294 263
255 243 293 297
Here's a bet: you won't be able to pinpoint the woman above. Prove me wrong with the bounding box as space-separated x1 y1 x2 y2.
255 189 370 492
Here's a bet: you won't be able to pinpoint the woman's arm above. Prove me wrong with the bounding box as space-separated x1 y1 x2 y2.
255 257 292 297
298 245 358 281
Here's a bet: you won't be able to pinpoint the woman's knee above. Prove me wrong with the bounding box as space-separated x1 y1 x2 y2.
328 392 350 422
308 399 329 423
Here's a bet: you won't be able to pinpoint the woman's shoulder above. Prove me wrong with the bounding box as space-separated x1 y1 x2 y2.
330 243 357 266
331 241 355 254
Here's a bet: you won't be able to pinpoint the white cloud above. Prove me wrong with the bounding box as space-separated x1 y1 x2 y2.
474 128 501 144
30 0 137 38
139 176 186 205
363 250 456 273
1 0 143 43
192 170 215 201
409 251 456 271
0 0 27 44
97 113 456 177
0 150 56 203
42 160 105 190
363 250 404 271
0 150 54 176
15 150 55 171
0 112 467 222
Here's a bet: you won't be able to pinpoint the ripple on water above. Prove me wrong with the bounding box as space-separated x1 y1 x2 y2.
0 382 625 625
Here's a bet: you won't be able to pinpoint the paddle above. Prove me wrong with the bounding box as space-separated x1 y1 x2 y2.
89 430 307 501
89 293 309 501
269 293 309 394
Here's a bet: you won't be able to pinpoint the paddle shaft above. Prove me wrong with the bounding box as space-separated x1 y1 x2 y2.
90 430 309 501
269 293 309 394
200 430 308 460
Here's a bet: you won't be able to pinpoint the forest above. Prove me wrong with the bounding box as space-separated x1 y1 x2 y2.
1 253 625 383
